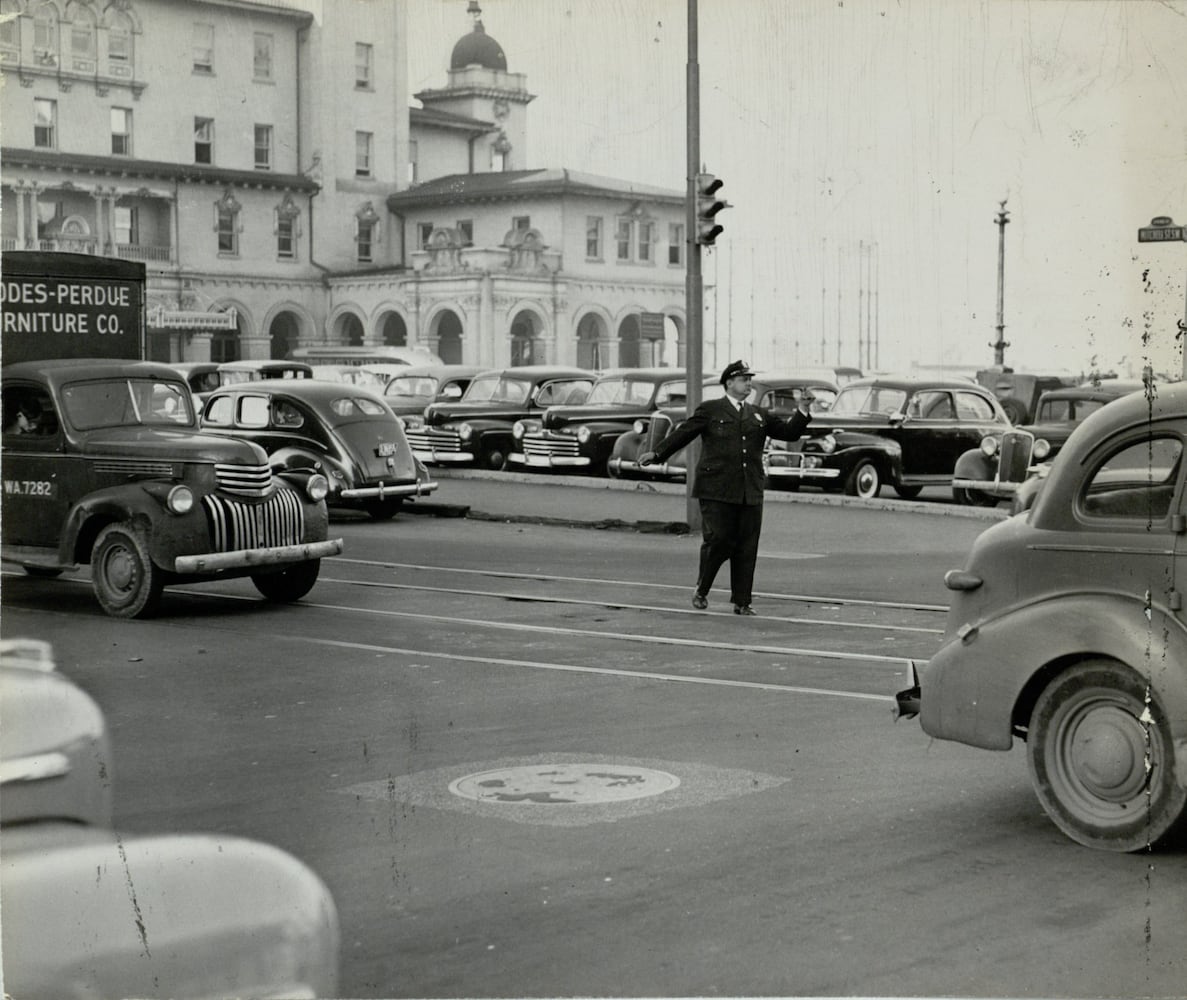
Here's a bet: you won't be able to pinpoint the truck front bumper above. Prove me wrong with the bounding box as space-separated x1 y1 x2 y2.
174 538 343 574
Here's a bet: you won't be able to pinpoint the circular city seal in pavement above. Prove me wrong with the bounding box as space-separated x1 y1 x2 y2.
449 763 680 805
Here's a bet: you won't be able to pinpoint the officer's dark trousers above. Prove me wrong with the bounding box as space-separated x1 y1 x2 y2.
696 498 763 605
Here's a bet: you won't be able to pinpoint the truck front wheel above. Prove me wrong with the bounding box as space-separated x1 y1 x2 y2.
92 523 164 618
252 560 321 602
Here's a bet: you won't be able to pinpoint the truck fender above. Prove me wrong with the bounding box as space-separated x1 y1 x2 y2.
923 592 1187 781
63 486 169 568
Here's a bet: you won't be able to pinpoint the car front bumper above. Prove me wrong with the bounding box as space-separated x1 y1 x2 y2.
951 477 1020 497
339 480 439 500
411 449 475 464
508 451 592 468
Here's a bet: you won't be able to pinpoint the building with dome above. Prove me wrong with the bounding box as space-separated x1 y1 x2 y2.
1 0 689 369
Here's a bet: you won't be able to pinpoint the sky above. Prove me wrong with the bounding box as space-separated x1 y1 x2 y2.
403 0 1187 380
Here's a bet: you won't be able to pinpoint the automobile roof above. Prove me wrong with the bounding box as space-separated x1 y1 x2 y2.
218 360 313 371
1054 380 1187 468
469 366 594 379
841 374 991 391
3 359 190 384
207 379 387 405
1039 382 1149 402
383 364 485 378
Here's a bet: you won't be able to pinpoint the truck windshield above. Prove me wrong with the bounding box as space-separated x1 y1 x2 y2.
61 378 195 430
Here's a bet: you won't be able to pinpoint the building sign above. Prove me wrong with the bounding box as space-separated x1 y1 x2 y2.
639 311 666 339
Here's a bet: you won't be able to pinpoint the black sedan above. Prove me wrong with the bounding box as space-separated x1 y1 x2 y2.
200 381 437 519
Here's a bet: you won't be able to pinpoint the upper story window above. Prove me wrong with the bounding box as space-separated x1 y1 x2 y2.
355 130 373 177
34 98 56 149
417 222 434 249
356 203 380 264
32 1 58 64
638 221 656 263
111 107 132 156
192 22 213 73
114 205 138 246
70 5 96 68
457 220 474 247
276 195 300 261
615 218 632 261
668 223 684 266
512 216 530 232
194 117 213 164
107 10 133 73
0 0 21 58
586 217 602 259
355 42 372 88
254 124 272 170
214 190 241 256
253 33 273 80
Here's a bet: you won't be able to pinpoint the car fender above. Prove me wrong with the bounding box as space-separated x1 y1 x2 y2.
921 591 1187 780
821 432 903 481
953 447 994 482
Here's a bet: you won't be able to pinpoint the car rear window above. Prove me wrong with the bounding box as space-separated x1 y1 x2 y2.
330 397 387 417
1081 436 1182 522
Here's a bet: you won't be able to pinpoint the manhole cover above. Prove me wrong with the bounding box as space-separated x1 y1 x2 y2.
449 763 680 805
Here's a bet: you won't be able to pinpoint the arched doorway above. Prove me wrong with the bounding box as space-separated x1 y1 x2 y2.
269 311 301 359
436 311 463 363
617 314 641 368
576 313 608 370
381 312 407 347
211 326 239 364
510 309 543 366
334 312 365 346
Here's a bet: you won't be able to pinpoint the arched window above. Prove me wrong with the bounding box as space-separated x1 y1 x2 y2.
0 0 22 57
33 1 59 63
69 3 96 63
106 8 133 72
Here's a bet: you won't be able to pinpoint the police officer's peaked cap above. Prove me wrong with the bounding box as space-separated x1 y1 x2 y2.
720 360 756 384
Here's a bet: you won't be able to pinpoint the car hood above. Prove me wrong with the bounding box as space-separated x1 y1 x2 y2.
542 403 649 428
426 401 525 424
78 427 269 464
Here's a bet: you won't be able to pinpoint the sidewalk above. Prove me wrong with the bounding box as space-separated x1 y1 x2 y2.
407 468 1008 532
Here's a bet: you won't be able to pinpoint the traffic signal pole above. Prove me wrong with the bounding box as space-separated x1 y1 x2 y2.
685 0 703 530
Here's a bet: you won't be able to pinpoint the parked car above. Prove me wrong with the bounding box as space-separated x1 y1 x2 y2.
0 638 340 998
171 361 223 395
507 367 705 476
896 382 1187 852
382 364 485 419
763 375 1010 498
974 367 1080 424
200 381 436 520
309 364 386 389
606 377 725 480
402 365 595 469
218 359 315 383
951 380 1147 506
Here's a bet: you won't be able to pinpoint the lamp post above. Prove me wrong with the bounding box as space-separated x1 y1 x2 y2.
992 199 1010 367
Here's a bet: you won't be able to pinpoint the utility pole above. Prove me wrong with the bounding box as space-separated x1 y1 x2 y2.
684 0 703 529
992 199 1010 367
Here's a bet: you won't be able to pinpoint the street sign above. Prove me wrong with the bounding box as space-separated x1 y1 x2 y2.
1138 226 1186 242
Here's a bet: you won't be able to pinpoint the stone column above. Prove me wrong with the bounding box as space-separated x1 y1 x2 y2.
91 189 108 253
13 183 29 248
480 272 495 368
27 183 42 248
187 331 214 363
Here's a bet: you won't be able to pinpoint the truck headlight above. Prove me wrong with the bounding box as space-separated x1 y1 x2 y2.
979 436 999 457
458 422 473 441
1032 438 1050 460
576 425 592 444
513 421 526 440
306 474 329 502
166 485 194 515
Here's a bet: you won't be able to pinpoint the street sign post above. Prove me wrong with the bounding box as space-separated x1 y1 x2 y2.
1136 217 1187 378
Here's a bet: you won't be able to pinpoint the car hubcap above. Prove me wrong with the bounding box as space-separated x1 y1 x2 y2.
1064 704 1149 803
104 545 137 594
858 468 877 495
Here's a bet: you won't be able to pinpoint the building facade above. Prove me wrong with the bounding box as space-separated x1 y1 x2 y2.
1 0 689 369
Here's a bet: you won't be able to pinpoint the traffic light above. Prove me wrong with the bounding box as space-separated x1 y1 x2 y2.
695 172 728 246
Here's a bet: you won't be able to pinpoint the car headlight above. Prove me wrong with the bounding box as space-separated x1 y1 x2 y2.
166 484 194 515
458 422 473 441
1032 438 1051 460
576 425 592 444
633 419 647 434
814 434 837 454
306 474 329 502
979 436 999 457
513 421 526 440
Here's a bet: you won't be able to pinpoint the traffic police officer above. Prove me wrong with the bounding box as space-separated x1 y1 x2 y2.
639 360 813 615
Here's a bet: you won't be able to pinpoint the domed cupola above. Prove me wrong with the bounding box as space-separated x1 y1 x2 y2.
450 1 507 71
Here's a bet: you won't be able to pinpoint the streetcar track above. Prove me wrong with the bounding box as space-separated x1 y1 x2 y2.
330 557 950 613
318 575 945 635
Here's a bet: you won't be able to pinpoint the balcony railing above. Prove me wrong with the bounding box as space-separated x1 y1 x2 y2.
0 238 172 263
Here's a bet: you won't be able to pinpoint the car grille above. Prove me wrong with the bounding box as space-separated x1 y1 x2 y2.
405 428 462 453
202 488 305 552
522 432 580 459
214 462 273 498
645 415 673 450
997 430 1034 483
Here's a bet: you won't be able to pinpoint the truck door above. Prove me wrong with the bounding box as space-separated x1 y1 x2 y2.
1 384 70 548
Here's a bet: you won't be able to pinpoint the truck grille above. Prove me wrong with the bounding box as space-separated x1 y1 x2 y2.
997 430 1034 483
522 432 580 458
214 462 273 498
405 428 462 453
93 459 176 477
202 488 305 552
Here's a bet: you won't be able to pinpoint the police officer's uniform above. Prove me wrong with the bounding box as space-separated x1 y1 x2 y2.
649 361 811 613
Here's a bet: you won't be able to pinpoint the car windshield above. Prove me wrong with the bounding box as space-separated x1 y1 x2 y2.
463 375 530 403
1038 398 1106 423
62 378 195 430
830 385 907 417
386 376 439 398
586 377 670 406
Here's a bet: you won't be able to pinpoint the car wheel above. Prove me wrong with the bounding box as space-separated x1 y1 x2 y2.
893 485 922 499
844 460 881 498
1027 659 1187 852
23 566 63 579
953 486 998 507
365 498 403 521
252 560 321 603
91 523 164 618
